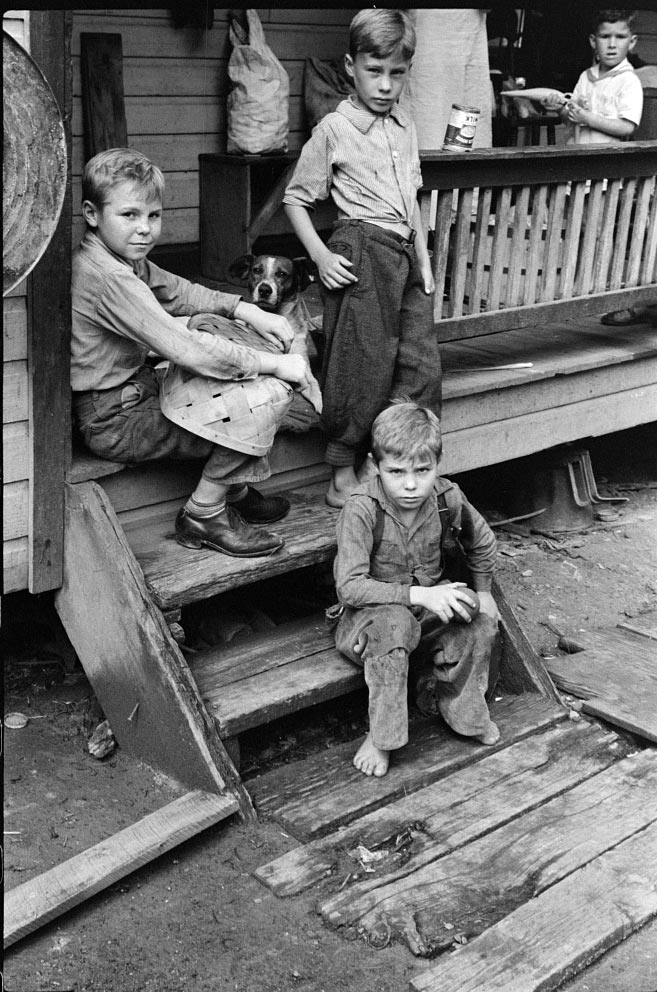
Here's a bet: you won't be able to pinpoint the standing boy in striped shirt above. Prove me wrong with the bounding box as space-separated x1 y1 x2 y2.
284 8 442 509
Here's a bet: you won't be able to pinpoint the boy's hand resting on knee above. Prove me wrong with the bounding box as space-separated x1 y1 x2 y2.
409 582 482 624
260 352 312 388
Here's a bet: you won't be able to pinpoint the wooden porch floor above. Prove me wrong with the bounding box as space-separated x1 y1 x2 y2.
249 693 657 991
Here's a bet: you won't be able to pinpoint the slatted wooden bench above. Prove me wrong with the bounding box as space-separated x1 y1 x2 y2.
55 141 656 821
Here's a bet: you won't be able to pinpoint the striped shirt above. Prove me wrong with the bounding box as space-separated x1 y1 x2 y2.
283 97 423 230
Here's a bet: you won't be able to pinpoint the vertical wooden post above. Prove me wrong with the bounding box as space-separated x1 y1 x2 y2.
27 10 72 593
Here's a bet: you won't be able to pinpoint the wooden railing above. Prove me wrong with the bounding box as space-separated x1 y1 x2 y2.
419 142 657 341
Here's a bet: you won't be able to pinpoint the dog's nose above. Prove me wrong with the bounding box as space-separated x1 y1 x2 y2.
257 283 273 299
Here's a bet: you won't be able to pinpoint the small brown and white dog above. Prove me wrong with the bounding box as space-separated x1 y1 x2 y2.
228 253 323 413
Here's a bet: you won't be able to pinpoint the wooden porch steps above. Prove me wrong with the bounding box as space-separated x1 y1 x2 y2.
123 486 339 610
188 613 362 739
249 693 657 990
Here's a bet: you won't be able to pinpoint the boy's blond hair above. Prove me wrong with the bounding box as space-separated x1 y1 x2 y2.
371 400 442 464
348 8 416 62
82 148 165 207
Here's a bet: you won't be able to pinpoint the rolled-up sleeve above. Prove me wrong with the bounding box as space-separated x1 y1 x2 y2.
335 499 412 608
97 268 267 381
283 126 334 209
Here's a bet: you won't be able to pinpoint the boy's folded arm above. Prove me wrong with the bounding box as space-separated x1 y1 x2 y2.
97 270 265 382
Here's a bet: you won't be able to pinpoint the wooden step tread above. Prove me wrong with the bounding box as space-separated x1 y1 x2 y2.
190 613 362 738
4 789 238 948
255 719 623 897
321 748 657 956
124 487 340 610
411 817 657 990
248 694 567 841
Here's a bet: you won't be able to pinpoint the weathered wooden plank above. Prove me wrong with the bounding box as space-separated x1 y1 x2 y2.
3 296 27 361
249 695 566 841
3 362 29 426
207 649 364 738
411 822 657 992
609 177 636 289
432 190 454 321
443 357 657 433
504 185 530 308
576 179 604 296
3 537 28 595
80 33 128 159
54 481 255 817
449 188 473 318
493 577 561 701
468 187 492 315
558 180 586 298
129 489 341 610
434 285 657 342
625 175 654 286
190 614 333 688
640 178 657 284
255 720 621 897
4 790 238 949
486 187 512 311
539 182 567 301
593 179 621 292
522 183 548 306
321 749 657 956
28 9 72 594
439 381 657 475
3 480 29 541
3 421 30 484
545 627 657 743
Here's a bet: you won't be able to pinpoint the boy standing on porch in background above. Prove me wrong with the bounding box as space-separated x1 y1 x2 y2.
71 148 314 558
333 402 500 778
543 8 643 144
283 8 442 509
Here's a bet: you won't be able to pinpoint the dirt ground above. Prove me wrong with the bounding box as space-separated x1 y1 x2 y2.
3 423 657 992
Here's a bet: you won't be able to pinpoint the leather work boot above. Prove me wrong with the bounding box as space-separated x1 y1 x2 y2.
227 485 290 524
175 505 284 557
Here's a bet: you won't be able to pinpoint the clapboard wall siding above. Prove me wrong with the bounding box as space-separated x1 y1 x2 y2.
3 11 30 593
70 8 353 247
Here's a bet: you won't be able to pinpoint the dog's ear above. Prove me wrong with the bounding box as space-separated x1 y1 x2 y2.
292 256 316 292
228 253 255 282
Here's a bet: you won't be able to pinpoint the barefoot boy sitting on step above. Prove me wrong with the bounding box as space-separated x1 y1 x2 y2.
333 402 500 777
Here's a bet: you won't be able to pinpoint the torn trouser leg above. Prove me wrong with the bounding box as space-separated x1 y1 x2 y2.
335 604 421 751
414 612 499 738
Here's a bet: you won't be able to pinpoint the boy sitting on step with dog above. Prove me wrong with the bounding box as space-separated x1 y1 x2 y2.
71 147 316 559
333 401 501 778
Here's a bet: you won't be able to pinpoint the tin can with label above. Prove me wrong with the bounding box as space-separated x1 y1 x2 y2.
442 104 480 151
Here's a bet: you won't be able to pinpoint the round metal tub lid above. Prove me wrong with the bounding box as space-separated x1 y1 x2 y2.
3 31 67 296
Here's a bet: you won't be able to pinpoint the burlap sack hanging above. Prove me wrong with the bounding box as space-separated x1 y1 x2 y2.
226 9 290 154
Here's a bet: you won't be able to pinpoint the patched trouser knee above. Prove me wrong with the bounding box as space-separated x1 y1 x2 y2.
335 604 421 751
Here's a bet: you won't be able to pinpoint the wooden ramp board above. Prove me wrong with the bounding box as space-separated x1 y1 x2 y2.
410 821 657 992
189 615 363 738
255 720 622 897
4 790 237 949
545 626 657 743
248 694 566 841
124 487 340 610
319 748 657 956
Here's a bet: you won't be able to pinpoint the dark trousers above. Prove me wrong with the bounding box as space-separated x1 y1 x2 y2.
319 221 443 467
335 603 498 750
73 366 270 485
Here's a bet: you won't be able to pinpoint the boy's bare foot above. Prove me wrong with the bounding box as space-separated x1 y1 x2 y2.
325 467 361 508
353 733 390 777
477 721 500 746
